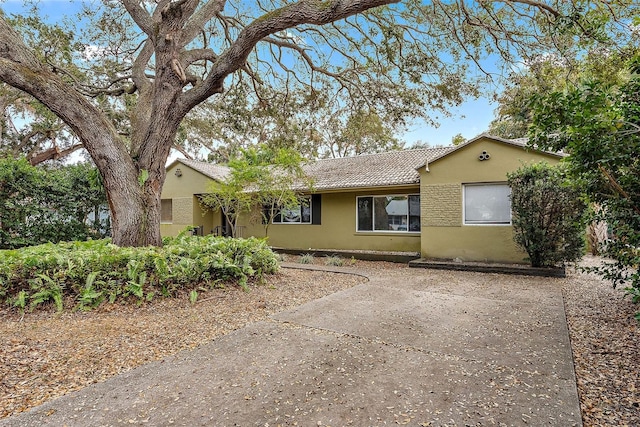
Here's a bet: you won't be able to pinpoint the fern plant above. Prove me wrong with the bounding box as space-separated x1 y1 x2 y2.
77 272 104 311
29 274 64 312
126 271 146 300
13 290 27 312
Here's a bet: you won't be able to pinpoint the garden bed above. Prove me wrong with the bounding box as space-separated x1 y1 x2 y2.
409 257 566 277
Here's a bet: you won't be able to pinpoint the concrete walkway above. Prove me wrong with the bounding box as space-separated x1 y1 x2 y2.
0 265 582 426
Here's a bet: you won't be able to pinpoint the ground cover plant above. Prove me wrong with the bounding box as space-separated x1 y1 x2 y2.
0 233 279 312
324 255 346 267
298 253 314 264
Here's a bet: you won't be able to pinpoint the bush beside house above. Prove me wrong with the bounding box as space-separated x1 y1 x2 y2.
507 162 586 267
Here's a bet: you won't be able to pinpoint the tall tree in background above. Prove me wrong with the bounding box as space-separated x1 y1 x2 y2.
529 53 640 312
488 44 639 139
451 133 466 145
0 1 636 246
320 109 401 158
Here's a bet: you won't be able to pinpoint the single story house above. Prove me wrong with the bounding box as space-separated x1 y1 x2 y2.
161 134 563 263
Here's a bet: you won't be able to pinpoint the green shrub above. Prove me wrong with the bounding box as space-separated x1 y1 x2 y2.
507 162 587 267
0 158 109 249
0 235 279 312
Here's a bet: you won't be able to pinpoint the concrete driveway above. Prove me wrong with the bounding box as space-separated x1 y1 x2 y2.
0 264 582 426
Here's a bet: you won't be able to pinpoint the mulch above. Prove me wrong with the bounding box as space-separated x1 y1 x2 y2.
562 257 640 426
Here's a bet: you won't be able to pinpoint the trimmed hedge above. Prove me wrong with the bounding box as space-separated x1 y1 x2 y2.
0 235 279 312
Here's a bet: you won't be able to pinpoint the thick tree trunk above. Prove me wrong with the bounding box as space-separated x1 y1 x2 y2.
100 126 173 247
107 180 163 247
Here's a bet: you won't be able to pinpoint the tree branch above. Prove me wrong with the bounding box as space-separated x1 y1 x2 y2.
171 142 194 159
495 0 560 18
598 164 640 215
121 0 154 35
132 39 154 93
29 142 84 166
181 0 400 111
183 0 227 44
0 16 134 177
181 48 219 67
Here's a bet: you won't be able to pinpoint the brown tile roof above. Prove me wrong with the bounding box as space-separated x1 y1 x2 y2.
172 147 454 192
302 147 455 191
172 135 564 192
177 158 230 181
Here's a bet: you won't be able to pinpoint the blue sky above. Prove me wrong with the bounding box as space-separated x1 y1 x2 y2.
0 0 499 149
404 97 496 147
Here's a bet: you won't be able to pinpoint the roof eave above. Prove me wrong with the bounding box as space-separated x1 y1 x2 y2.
295 180 421 193
415 134 564 171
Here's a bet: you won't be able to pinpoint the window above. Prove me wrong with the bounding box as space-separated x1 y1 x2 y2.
464 184 511 225
161 199 173 223
272 196 313 224
357 195 420 232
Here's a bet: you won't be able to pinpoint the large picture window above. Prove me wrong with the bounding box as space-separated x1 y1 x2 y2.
273 196 312 224
357 195 420 232
464 184 511 225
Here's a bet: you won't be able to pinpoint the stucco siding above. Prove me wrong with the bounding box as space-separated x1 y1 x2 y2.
424 138 560 184
422 226 522 263
240 189 421 253
163 162 214 198
422 184 462 227
419 136 562 263
160 223 188 236
161 162 224 237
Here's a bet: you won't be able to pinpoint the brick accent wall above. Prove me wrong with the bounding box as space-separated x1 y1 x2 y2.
173 197 193 225
422 184 462 227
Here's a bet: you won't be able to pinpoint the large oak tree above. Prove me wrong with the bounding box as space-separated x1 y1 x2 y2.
0 0 634 246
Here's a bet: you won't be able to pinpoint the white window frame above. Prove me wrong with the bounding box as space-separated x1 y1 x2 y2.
272 196 312 224
356 194 421 233
463 183 511 226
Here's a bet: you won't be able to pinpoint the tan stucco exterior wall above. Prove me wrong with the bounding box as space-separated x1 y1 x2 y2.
239 187 421 253
163 162 215 196
419 137 562 263
160 162 221 237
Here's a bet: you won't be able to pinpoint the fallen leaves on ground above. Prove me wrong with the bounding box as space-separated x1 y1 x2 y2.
0 268 365 419
563 256 640 427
